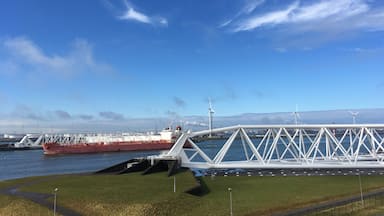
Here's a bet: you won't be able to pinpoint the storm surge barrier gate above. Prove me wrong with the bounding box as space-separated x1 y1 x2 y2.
158 124 384 169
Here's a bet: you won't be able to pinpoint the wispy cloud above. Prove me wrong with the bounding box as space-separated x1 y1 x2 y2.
172 96 186 108
223 84 237 100
2 103 128 123
0 107 147 133
99 111 125 121
2 105 126 123
10 105 45 121
235 1 299 31
251 89 266 99
203 84 238 106
1 37 113 77
220 0 265 27
165 110 179 117
299 1 367 21
345 47 384 54
242 0 265 15
54 110 72 120
7 106 77 121
118 0 167 26
274 47 287 53
78 114 94 120
2 108 384 133
164 110 181 126
224 0 384 34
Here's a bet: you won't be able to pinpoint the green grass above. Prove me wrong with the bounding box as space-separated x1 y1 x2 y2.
0 176 45 189
310 190 384 216
198 175 384 215
0 194 54 216
20 171 198 215
0 176 59 216
351 205 384 216
3 172 384 215
141 175 384 216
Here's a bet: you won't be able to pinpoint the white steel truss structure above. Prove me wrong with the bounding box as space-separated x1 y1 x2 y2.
160 124 384 169
14 134 44 148
14 134 88 148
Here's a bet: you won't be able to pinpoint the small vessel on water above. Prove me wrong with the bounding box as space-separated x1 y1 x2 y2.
42 127 182 155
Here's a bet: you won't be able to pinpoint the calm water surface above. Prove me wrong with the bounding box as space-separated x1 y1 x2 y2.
0 149 160 181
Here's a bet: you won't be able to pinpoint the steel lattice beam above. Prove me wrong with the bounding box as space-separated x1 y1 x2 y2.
161 124 384 169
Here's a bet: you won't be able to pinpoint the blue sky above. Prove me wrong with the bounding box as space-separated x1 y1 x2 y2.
1 0 384 131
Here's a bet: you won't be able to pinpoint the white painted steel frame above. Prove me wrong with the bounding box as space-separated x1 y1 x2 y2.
162 124 384 169
14 134 43 148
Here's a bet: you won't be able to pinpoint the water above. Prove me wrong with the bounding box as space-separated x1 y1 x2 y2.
192 136 371 162
0 134 373 181
0 149 160 181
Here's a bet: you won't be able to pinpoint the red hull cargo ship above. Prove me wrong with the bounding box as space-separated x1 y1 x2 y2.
42 127 182 155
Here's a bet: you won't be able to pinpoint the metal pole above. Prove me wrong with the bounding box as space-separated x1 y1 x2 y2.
173 176 176 193
358 174 364 207
208 111 213 137
228 188 233 216
53 188 58 216
208 98 214 137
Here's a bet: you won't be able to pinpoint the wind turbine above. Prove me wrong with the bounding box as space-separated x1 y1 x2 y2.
349 111 359 124
208 98 215 137
292 104 301 125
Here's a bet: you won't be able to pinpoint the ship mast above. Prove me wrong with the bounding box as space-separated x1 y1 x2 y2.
208 98 215 137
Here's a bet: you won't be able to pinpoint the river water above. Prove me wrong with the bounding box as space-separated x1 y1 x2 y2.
0 149 160 181
0 139 243 181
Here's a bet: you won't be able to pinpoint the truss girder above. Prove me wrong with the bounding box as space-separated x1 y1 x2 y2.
163 124 384 169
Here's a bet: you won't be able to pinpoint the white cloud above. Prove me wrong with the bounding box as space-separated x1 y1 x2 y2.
4 37 68 69
1 37 113 77
228 0 384 33
121 7 151 24
220 0 265 28
291 0 368 22
219 19 234 28
158 17 168 26
241 0 265 15
235 1 299 31
355 10 384 31
118 0 167 26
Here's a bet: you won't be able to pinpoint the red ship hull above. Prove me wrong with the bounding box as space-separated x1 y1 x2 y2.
43 141 174 155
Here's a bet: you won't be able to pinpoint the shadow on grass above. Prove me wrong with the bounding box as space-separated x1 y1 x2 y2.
96 157 210 197
185 176 210 196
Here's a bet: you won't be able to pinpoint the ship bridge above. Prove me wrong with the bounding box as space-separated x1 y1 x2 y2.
154 124 384 169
